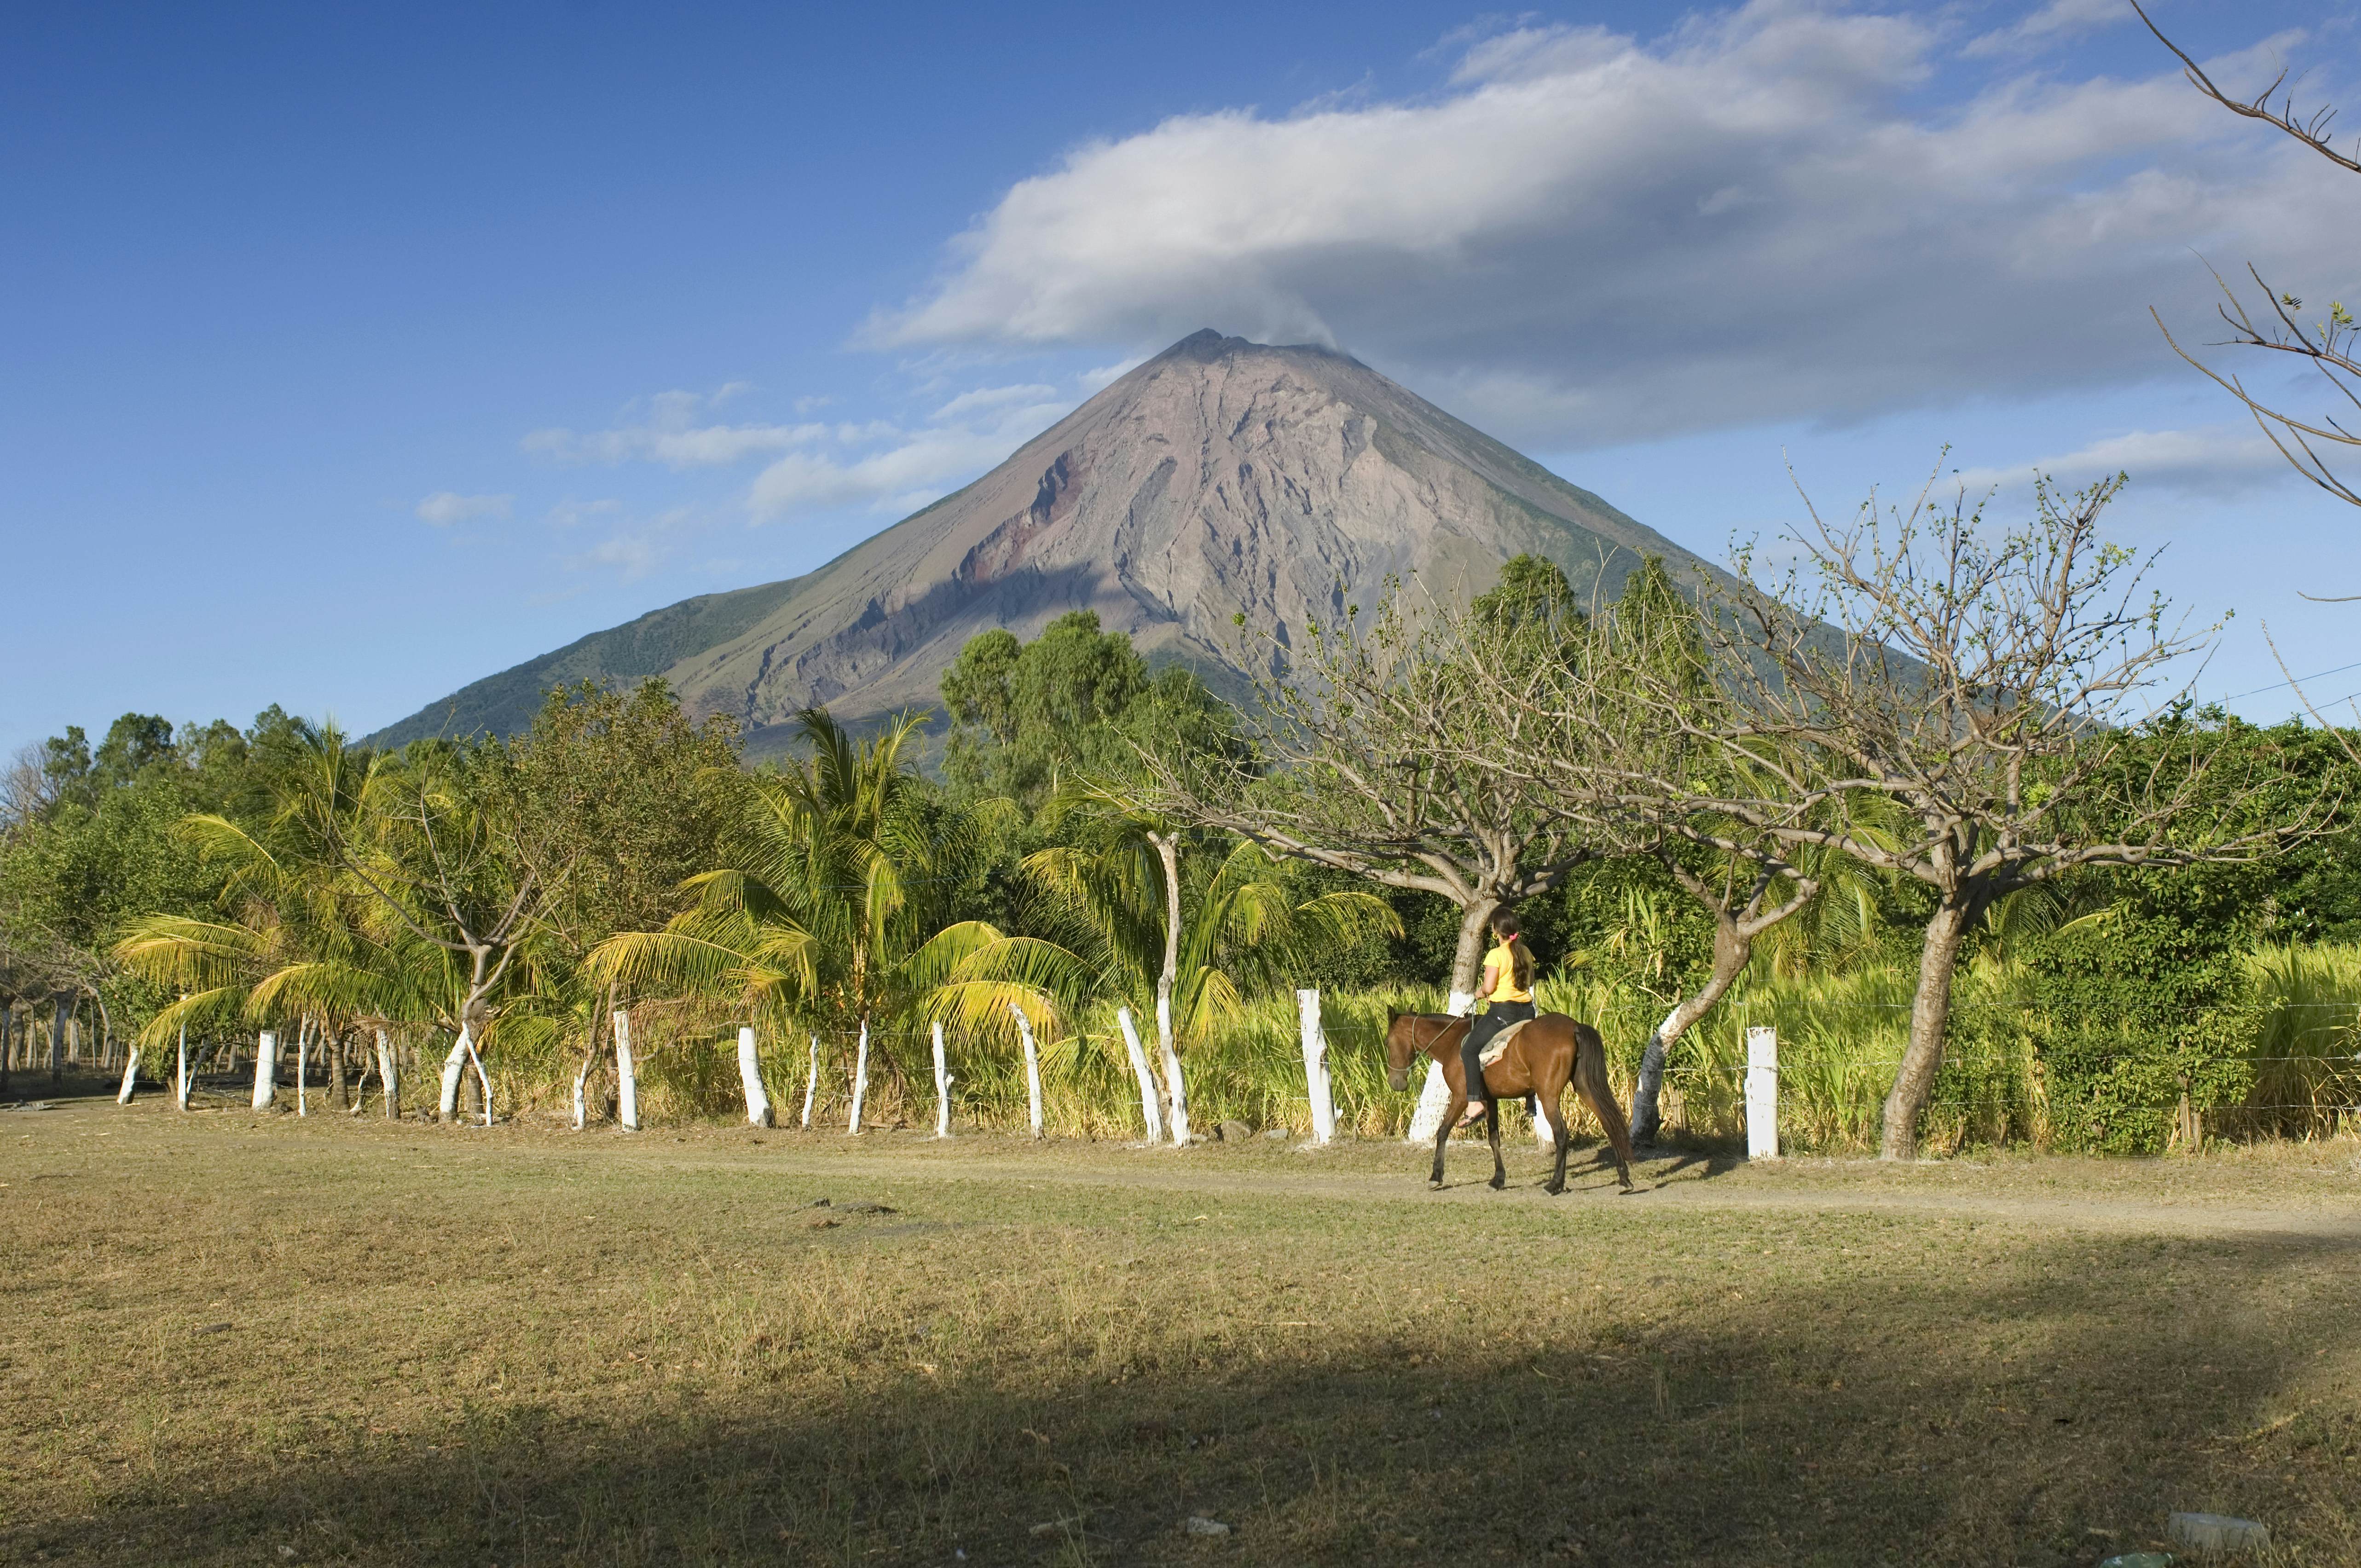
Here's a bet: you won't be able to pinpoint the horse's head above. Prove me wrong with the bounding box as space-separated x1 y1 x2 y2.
1382 1010 1418 1093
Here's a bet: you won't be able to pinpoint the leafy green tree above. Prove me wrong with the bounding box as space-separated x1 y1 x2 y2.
941 611 1232 815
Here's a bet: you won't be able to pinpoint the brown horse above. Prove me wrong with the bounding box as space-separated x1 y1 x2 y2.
1385 1012 1634 1194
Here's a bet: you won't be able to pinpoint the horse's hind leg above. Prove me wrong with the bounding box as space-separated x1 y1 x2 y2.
1545 1082 1571 1195
1486 1098 1505 1189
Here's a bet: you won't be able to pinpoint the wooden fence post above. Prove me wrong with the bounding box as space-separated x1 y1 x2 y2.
1296 989 1336 1145
613 1011 639 1131
1745 1025 1778 1160
932 1021 953 1139
737 1026 774 1128
252 1030 277 1111
847 1019 870 1135
1009 1003 1044 1139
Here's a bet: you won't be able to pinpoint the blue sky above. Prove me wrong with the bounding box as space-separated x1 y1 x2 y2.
8 0 2361 757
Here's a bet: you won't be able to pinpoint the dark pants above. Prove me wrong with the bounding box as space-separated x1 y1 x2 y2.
1462 1001 1535 1107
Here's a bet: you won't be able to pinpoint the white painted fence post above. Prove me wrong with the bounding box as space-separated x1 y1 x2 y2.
800 1035 817 1128
931 1021 953 1138
613 1011 639 1131
1009 1003 1043 1139
737 1026 773 1127
1116 1007 1164 1143
1296 989 1336 1145
847 1019 869 1134
252 1030 277 1111
376 1030 399 1120
176 1023 191 1111
1406 991 1473 1143
1745 1025 1778 1160
1155 995 1190 1146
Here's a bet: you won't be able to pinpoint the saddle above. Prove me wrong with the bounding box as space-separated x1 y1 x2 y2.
1478 1017 1539 1069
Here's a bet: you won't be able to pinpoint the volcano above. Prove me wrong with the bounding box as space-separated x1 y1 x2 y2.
371 330 1713 752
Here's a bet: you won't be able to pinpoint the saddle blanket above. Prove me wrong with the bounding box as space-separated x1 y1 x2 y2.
1478 1018 1539 1069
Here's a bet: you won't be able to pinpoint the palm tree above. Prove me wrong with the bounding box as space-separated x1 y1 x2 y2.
1019 821 1400 1049
588 709 1076 1118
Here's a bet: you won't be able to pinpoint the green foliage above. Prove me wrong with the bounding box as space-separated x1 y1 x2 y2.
941 612 1232 814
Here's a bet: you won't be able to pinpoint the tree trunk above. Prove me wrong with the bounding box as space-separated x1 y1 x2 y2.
377 1030 399 1119
847 1019 870 1134
116 1041 139 1104
331 1028 348 1108
251 1030 277 1111
295 1018 309 1117
800 1035 818 1128
1155 999 1191 1146
1 1004 12 1100
1881 895 1977 1161
51 995 69 1087
1009 1003 1043 1138
1630 914 1754 1146
437 1030 471 1122
613 1010 640 1130
931 1022 953 1138
466 1034 492 1127
176 1024 191 1111
1116 1007 1163 1142
1448 898 1501 999
737 1026 773 1127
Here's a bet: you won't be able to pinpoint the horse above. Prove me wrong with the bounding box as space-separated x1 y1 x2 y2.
1385 1011 1634 1194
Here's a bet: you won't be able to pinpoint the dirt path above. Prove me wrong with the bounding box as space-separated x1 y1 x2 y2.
639 1139 2361 1246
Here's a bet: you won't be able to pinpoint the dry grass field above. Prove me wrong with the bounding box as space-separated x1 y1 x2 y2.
4 1083 2359 1567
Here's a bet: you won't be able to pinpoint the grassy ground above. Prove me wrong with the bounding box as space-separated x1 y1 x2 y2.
4 1080 2359 1567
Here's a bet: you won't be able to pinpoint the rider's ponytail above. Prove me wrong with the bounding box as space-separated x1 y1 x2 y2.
1493 909 1535 992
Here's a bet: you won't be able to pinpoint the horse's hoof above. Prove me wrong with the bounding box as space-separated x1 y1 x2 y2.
1488 1176 1506 1191
1544 1181 1565 1197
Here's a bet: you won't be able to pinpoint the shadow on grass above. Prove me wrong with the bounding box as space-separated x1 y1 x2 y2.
15 1223 2357 1568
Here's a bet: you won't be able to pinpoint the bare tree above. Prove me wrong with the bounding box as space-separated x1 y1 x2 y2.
2133 2 2361 761
2135 3 2361 519
1135 581 1613 997
1597 472 2310 1159
1462 559 1821 1142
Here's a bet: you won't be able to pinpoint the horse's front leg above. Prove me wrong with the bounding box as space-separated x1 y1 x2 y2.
1486 1094 1506 1190
1430 1084 1462 1187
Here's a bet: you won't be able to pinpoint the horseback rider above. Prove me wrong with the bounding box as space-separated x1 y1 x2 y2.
1457 908 1537 1127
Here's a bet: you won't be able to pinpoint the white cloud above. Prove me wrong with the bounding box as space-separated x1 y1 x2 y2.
747 384 1076 521
416 491 512 527
932 383 1059 420
1964 0 2130 59
525 386 828 468
570 507 697 580
868 3 2361 451
1952 423 2294 497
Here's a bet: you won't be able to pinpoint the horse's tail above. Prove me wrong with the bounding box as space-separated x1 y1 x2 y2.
1573 1021 1635 1176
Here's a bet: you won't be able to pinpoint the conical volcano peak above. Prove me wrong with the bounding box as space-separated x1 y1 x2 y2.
1149 326 1362 371
371 342 1712 756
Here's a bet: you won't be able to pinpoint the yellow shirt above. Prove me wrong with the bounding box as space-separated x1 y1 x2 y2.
1485 941 1532 1004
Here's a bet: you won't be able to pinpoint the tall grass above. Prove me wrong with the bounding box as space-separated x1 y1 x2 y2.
464 947 2361 1152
